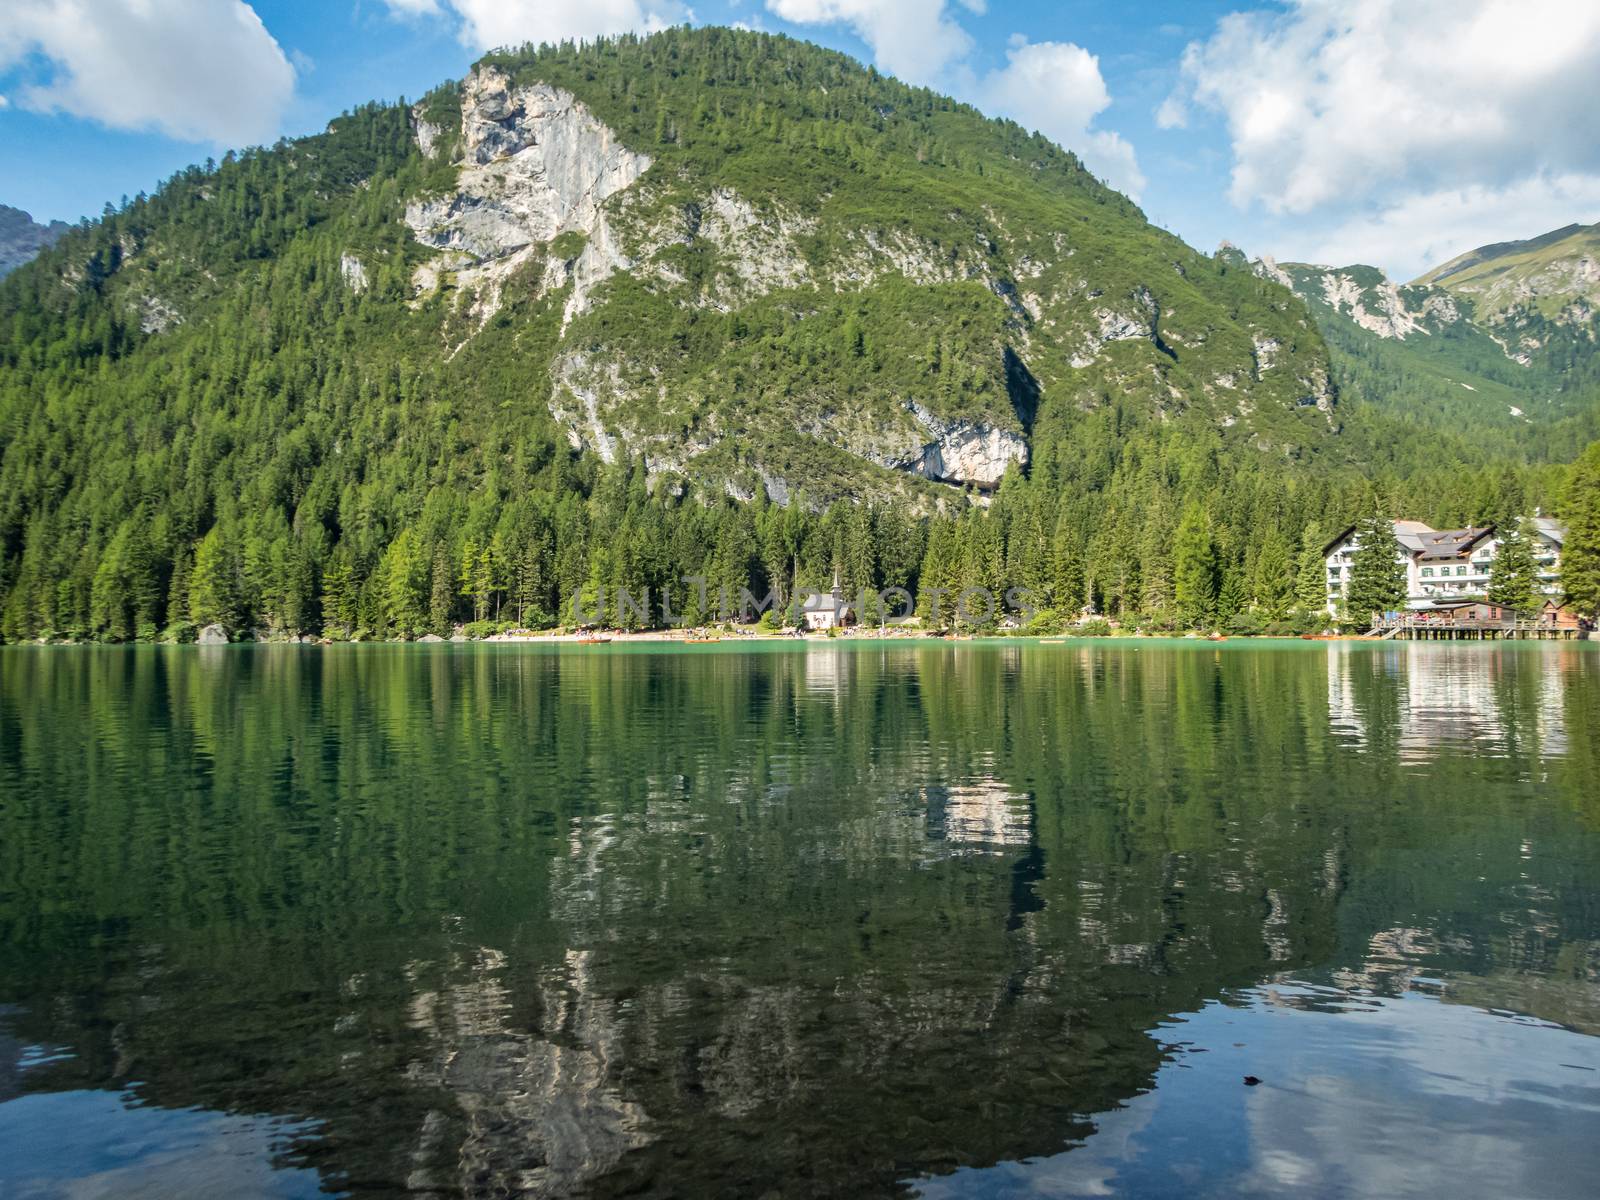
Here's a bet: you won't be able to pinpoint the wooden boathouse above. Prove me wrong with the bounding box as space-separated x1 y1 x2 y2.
1371 599 1590 641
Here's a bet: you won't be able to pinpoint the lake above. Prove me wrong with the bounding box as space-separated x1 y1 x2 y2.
2 641 1598 1198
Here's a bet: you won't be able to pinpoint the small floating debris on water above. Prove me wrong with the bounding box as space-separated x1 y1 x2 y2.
1243 1075 1262 1086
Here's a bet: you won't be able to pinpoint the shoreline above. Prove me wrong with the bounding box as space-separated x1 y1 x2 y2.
7 630 1594 648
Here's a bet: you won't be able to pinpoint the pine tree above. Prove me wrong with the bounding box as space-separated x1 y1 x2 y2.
1487 518 1540 614
189 528 237 629
840 503 875 596
477 539 505 622
917 521 957 629
166 546 192 631
322 554 357 638
1253 529 1294 619
458 538 485 623
1172 504 1216 628
1011 497 1054 604
1137 510 1173 616
380 529 427 634
1295 526 1329 613
1215 565 1247 622
1345 516 1407 623
1051 512 1085 617
429 550 455 635
1560 441 1600 620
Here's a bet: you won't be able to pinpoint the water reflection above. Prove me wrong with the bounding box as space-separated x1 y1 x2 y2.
922 778 1034 850
1327 642 1576 762
0 1084 324 1199
0 642 1596 1197
917 983 1600 1200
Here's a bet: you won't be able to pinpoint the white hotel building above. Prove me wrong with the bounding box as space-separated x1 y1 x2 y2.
1322 517 1565 616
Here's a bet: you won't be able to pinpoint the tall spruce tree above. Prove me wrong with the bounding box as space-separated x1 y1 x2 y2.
1344 516 1407 623
380 529 427 634
1253 530 1294 619
429 551 455 634
1487 518 1540 614
1172 505 1216 628
188 528 238 629
1051 512 1085 617
1296 526 1330 614
1561 441 1600 620
322 555 357 638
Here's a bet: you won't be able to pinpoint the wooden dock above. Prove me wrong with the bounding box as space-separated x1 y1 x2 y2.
1371 615 1586 641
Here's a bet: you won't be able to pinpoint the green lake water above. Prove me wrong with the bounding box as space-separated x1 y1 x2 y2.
1 640 1598 1198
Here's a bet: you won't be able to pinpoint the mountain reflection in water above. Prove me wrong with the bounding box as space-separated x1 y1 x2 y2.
1 641 1597 1198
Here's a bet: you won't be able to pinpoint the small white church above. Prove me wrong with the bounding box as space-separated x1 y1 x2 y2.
800 577 853 631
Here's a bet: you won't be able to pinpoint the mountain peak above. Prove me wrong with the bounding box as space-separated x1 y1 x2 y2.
1411 221 1600 321
0 205 71 278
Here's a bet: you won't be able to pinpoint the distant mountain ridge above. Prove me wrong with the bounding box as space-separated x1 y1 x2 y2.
0 205 70 278
1415 221 1600 321
1239 224 1600 459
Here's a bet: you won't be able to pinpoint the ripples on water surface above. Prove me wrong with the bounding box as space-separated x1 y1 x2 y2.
1 641 1598 1198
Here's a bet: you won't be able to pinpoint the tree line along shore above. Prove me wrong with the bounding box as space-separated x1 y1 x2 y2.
6 436 1600 645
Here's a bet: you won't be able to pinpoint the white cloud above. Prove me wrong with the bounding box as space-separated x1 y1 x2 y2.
1286 174 1600 280
0 0 295 146
1163 0 1600 216
766 0 973 84
978 39 1145 199
385 0 692 51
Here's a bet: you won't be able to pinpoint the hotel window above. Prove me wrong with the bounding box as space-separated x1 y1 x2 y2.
1421 568 1433 577
1457 566 1468 576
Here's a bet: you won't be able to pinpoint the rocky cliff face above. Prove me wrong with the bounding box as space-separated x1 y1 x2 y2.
406 69 653 331
407 65 1045 493
388 57 1340 501
902 405 1028 487
400 63 1337 499
1410 223 1599 369
1254 258 1468 343
0 205 69 278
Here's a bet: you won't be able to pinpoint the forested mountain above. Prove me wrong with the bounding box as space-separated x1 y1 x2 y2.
1249 224 1600 463
0 205 69 279
0 28 1584 642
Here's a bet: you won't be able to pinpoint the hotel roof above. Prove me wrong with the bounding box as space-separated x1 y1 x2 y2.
1415 527 1494 561
1530 516 1567 544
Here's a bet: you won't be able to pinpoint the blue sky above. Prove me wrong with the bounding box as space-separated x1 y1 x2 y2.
3 1 1598 279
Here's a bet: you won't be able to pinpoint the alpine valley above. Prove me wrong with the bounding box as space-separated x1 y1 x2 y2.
0 27 1597 641
1247 221 1600 462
